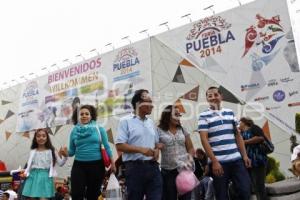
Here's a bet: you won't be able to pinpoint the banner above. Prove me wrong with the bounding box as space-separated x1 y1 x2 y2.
16 39 152 132
156 0 300 134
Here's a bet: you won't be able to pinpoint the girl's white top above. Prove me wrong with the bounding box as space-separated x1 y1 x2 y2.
24 149 67 177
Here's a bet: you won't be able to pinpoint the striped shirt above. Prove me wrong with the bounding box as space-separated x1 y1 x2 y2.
198 108 241 163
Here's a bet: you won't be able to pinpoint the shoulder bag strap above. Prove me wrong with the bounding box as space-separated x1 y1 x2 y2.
95 125 103 146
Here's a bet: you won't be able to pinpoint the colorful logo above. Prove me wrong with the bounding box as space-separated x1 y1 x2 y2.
23 81 39 99
273 90 285 102
22 81 39 107
113 47 140 82
242 14 285 71
185 16 235 55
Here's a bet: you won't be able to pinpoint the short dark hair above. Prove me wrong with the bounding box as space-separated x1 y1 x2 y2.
240 117 254 127
72 104 97 124
196 148 205 156
3 192 10 198
56 186 62 193
206 86 221 96
196 148 208 162
131 89 149 110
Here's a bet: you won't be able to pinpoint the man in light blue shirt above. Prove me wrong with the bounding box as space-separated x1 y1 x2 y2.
116 89 162 200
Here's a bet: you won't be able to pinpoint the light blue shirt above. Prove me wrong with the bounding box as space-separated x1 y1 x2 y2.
116 114 159 161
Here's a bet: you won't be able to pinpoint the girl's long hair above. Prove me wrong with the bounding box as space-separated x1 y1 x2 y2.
31 128 56 166
158 105 182 131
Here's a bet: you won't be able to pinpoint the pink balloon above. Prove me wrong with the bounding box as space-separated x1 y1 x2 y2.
176 170 198 194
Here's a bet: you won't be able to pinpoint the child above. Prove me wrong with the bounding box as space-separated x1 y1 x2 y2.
291 144 300 177
22 128 67 200
3 187 17 200
193 149 214 200
2 192 10 200
63 192 71 200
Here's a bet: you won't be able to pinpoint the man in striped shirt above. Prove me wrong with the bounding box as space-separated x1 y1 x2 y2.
198 86 251 200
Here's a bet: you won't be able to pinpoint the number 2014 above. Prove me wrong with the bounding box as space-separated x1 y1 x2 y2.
200 46 222 58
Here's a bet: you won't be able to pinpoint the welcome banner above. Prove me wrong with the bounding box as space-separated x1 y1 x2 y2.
16 39 152 132
156 0 300 134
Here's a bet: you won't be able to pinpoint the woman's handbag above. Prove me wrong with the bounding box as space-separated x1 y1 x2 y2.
251 124 274 154
260 135 274 154
101 144 111 168
96 126 111 168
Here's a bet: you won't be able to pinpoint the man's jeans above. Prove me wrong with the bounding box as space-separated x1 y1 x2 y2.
125 161 162 200
210 159 251 200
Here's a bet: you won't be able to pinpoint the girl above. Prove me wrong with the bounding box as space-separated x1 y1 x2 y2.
193 149 215 200
66 104 116 200
22 128 67 200
157 105 194 200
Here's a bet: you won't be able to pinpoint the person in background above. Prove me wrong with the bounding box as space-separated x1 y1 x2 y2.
291 144 300 162
193 149 214 200
239 117 268 200
71 97 80 112
63 105 116 200
4 185 18 200
54 187 64 200
194 148 208 180
290 135 299 153
198 86 251 200
63 192 71 200
3 186 18 200
1 192 10 200
22 128 67 200
5 189 20 200
116 89 162 200
291 144 300 177
157 105 194 200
